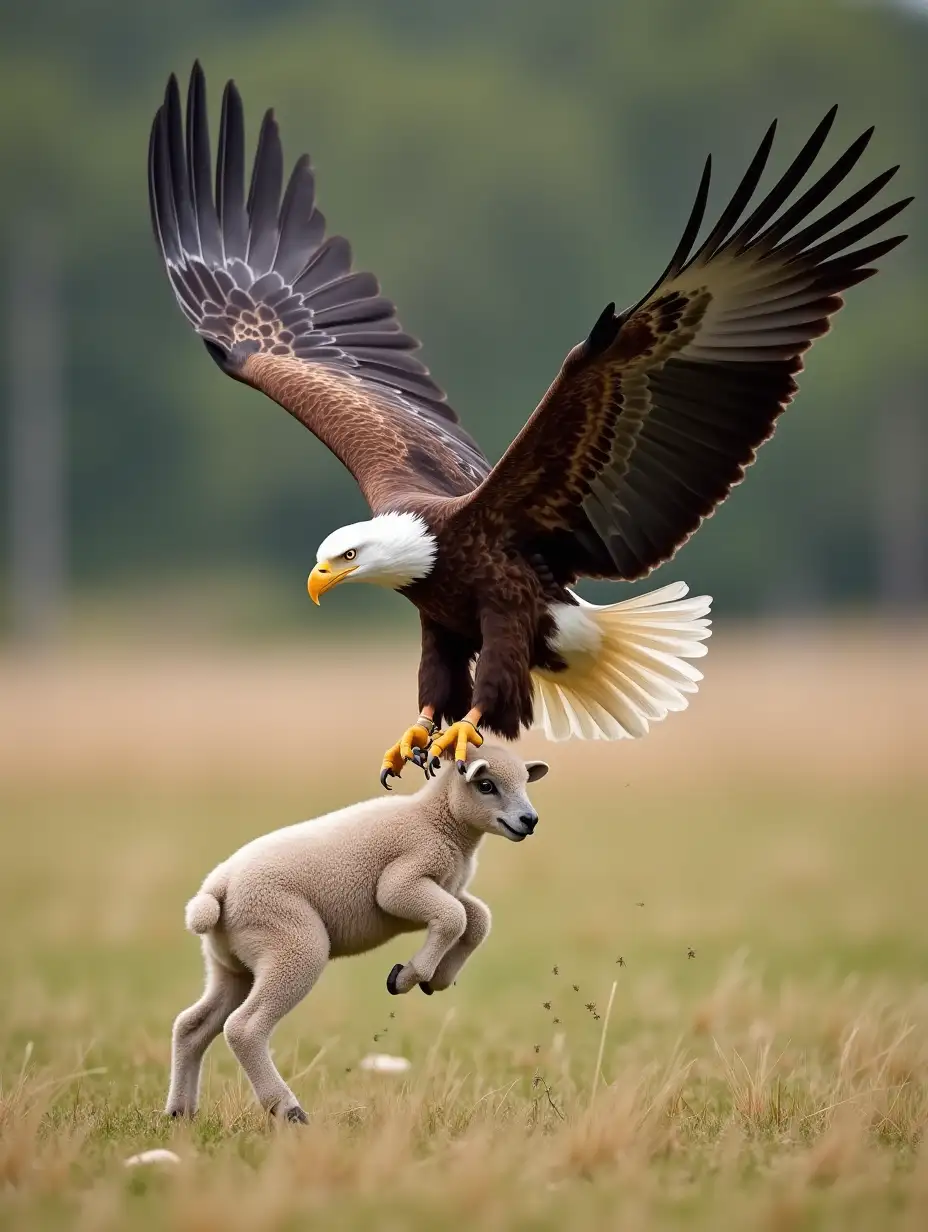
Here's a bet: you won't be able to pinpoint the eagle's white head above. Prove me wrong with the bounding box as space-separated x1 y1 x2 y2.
308 512 438 603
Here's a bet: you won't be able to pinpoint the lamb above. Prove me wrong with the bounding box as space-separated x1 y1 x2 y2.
166 743 549 1123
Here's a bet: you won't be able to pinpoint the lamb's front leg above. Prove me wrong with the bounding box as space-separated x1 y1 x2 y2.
376 864 466 995
424 893 492 993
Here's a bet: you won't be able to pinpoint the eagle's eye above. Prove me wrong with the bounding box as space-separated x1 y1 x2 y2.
343 549 357 561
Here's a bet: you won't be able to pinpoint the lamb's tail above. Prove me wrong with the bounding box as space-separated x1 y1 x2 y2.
184 869 227 934
185 893 221 934
531 582 712 742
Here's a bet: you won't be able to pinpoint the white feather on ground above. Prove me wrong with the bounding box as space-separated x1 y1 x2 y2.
359 1054 412 1074
532 582 712 741
124 1149 182 1167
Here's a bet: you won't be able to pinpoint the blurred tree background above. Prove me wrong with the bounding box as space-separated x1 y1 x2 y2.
1 0 925 639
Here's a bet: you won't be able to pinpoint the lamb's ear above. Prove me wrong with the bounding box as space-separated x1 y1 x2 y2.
525 760 549 783
464 759 490 783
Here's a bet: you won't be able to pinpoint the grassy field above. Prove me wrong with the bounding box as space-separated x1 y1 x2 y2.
2 622 927 1230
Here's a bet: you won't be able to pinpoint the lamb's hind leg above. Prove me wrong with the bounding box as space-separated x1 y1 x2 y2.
223 905 330 1122
166 951 252 1118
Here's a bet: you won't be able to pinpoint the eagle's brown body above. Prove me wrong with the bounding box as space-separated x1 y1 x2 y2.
403 525 569 739
148 65 910 747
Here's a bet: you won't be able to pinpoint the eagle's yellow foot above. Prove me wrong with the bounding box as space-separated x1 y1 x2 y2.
428 714 483 776
380 718 439 790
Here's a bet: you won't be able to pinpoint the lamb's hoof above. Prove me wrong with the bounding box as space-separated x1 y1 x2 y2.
285 1105 309 1124
419 980 433 996
387 962 403 995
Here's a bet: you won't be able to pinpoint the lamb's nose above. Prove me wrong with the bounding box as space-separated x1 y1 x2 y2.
520 812 538 834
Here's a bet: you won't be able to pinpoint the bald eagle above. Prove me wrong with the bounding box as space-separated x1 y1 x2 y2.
149 64 909 786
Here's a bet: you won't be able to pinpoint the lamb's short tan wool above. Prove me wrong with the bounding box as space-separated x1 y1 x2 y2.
166 743 548 1123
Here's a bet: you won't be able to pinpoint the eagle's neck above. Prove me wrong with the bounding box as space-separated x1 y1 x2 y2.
364 512 438 591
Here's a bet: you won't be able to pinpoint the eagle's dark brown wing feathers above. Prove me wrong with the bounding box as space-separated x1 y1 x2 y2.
187 63 224 268
149 64 490 511
462 109 910 582
215 75 248 260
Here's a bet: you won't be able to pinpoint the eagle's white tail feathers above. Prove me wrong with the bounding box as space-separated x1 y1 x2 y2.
532 582 712 742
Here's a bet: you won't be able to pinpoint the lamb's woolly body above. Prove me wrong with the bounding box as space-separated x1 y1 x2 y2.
194 789 479 964
166 744 546 1123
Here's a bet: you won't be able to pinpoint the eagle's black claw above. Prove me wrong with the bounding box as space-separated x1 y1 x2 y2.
386 962 403 995
420 981 433 996
430 757 441 773
456 759 466 775
380 769 394 791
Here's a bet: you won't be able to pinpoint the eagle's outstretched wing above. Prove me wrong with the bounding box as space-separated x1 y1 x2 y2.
149 63 490 513
459 108 910 581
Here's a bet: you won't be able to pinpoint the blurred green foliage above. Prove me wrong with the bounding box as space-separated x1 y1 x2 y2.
1 0 925 619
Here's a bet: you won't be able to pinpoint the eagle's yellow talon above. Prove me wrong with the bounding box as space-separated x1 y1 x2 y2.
399 724 433 763
428 719 483 772
380 741 405 790
381 721 437 789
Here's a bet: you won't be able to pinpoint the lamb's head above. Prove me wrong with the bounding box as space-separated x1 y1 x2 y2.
446 743 549 843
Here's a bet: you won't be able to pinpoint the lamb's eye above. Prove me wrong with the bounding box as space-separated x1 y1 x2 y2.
343 549 357 561
477 779 496 795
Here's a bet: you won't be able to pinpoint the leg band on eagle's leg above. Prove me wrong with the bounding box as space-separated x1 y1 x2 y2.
428 711 483 775
380 716 439 790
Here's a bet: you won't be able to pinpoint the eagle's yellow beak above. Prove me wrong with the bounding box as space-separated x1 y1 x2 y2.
307 560 358 605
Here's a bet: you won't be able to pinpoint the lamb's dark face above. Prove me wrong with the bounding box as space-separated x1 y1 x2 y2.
449 745 549 842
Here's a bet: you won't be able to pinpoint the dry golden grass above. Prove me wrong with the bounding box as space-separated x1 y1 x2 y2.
1 621 927 1229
